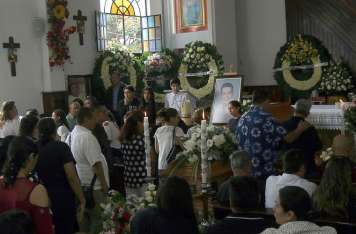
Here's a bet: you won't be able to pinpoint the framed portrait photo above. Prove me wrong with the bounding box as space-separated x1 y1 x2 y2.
175 0 208 33
211 77 242 124
67 75 92 104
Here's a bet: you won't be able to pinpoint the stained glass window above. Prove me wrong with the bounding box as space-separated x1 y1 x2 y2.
97 0 162 53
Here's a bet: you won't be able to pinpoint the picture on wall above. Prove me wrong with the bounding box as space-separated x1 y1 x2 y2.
211 77 242 124
67 75 91 104
175 0 208 33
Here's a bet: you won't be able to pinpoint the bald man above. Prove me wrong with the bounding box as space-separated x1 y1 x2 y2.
332 134 355 161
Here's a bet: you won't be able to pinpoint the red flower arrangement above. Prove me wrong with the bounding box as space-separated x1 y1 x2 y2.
47 0 76 67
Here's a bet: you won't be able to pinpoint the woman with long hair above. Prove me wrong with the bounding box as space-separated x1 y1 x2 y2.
52 109 70 142
0 101 20 138
119 110 146 197
313 157 356 219
141 86 156 126
154 108 185 171
0 136 54 234
261 186 336 234
36 118 85 234
131 176 198 234
19 115 39 141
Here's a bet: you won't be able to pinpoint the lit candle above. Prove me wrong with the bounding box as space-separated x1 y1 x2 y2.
201 110 208 192
144 112 151 177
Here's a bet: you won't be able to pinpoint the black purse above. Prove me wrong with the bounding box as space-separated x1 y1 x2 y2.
166 127 182 164
81 174 97 209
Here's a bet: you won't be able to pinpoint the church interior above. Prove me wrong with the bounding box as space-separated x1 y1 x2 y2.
0 0 356 234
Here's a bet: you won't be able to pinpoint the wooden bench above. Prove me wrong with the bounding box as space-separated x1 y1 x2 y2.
212 204 356 233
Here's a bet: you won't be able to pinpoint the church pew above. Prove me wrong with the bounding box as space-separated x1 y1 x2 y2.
212 204 356 233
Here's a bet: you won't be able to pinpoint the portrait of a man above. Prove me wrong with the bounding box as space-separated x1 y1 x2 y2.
211 78 242 124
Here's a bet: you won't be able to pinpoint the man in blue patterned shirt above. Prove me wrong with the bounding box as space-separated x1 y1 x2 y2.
236 91 310 178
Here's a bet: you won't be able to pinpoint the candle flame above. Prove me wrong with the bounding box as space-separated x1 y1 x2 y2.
144 111 147 117
202 110 205 120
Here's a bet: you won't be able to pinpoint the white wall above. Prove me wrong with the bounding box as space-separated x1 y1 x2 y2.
236 0 286 86
163 0 214 49
64 0 100 76
214 0 238 72
0 0 47 114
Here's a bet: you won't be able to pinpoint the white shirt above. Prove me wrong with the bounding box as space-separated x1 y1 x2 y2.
66 125 109 190
0 118 20 138
154 125 185 170
164 92 196 115
103 121 121 149
265 173 317 208
57 125 70 142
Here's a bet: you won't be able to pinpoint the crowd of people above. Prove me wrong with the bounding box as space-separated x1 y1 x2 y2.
0 72 355 234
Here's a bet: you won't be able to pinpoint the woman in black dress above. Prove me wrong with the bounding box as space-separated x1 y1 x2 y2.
119 110 147 197
36 118 85 234
140 86 156 126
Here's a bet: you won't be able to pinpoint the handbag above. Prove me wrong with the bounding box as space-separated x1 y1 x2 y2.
81 174 97 209
166 127 182 164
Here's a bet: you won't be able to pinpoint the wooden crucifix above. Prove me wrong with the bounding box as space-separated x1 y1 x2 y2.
2 36 20 76
73 10 87 45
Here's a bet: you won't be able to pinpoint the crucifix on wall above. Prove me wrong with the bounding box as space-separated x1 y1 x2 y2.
73 10 87 45
2 36 20 76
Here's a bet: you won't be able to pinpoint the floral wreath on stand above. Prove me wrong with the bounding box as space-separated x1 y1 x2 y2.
179 41 224 99
318 61 354 96
143 49 181 103
47 0 76 67
92 50 138 102
274 35 330 99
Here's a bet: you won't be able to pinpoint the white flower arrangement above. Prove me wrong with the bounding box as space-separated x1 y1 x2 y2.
107 49 133 73
320 147 333 162
179 125 237 163
144 53 173 74
318 61 354 95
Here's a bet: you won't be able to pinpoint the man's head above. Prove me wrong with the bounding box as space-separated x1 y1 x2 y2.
221 83 233 103
229 150 252 176
68 101 81 117
295 99 312 117
332 134 354 158
228 100 241 117
77 107 96 130
252 90 270 105
229 176 260 212
93 105 108 124
110 69 121 87
170 78 181 94
69 83 80 97
124 85 135 102
283 149 305 177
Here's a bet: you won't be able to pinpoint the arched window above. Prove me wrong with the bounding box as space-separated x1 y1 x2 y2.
97 0 161 53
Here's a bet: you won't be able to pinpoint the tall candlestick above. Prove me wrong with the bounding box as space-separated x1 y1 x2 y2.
201 111 208 192
144 112 151 177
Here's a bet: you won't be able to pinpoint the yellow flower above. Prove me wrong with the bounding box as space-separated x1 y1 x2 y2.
53 5 66 19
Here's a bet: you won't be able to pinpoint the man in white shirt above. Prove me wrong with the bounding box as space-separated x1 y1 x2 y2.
66 107 109 231
164 78 196 116
265 149 317 208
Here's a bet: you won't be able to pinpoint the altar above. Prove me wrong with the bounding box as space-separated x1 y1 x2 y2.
306 105 345 131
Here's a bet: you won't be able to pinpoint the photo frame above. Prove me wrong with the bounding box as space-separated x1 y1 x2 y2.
175 0 208 33
211 77 242 124
67 75 92 104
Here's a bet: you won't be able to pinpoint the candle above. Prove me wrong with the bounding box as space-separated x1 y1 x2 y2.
201 110 208 192
144 112 151 177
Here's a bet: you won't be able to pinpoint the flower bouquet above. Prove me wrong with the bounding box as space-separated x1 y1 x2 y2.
98 184 157 234
107 49 134 74
144 53 173 75
47 0 76 67
318 61 354 95
182 41 224 75
179 125 237 164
